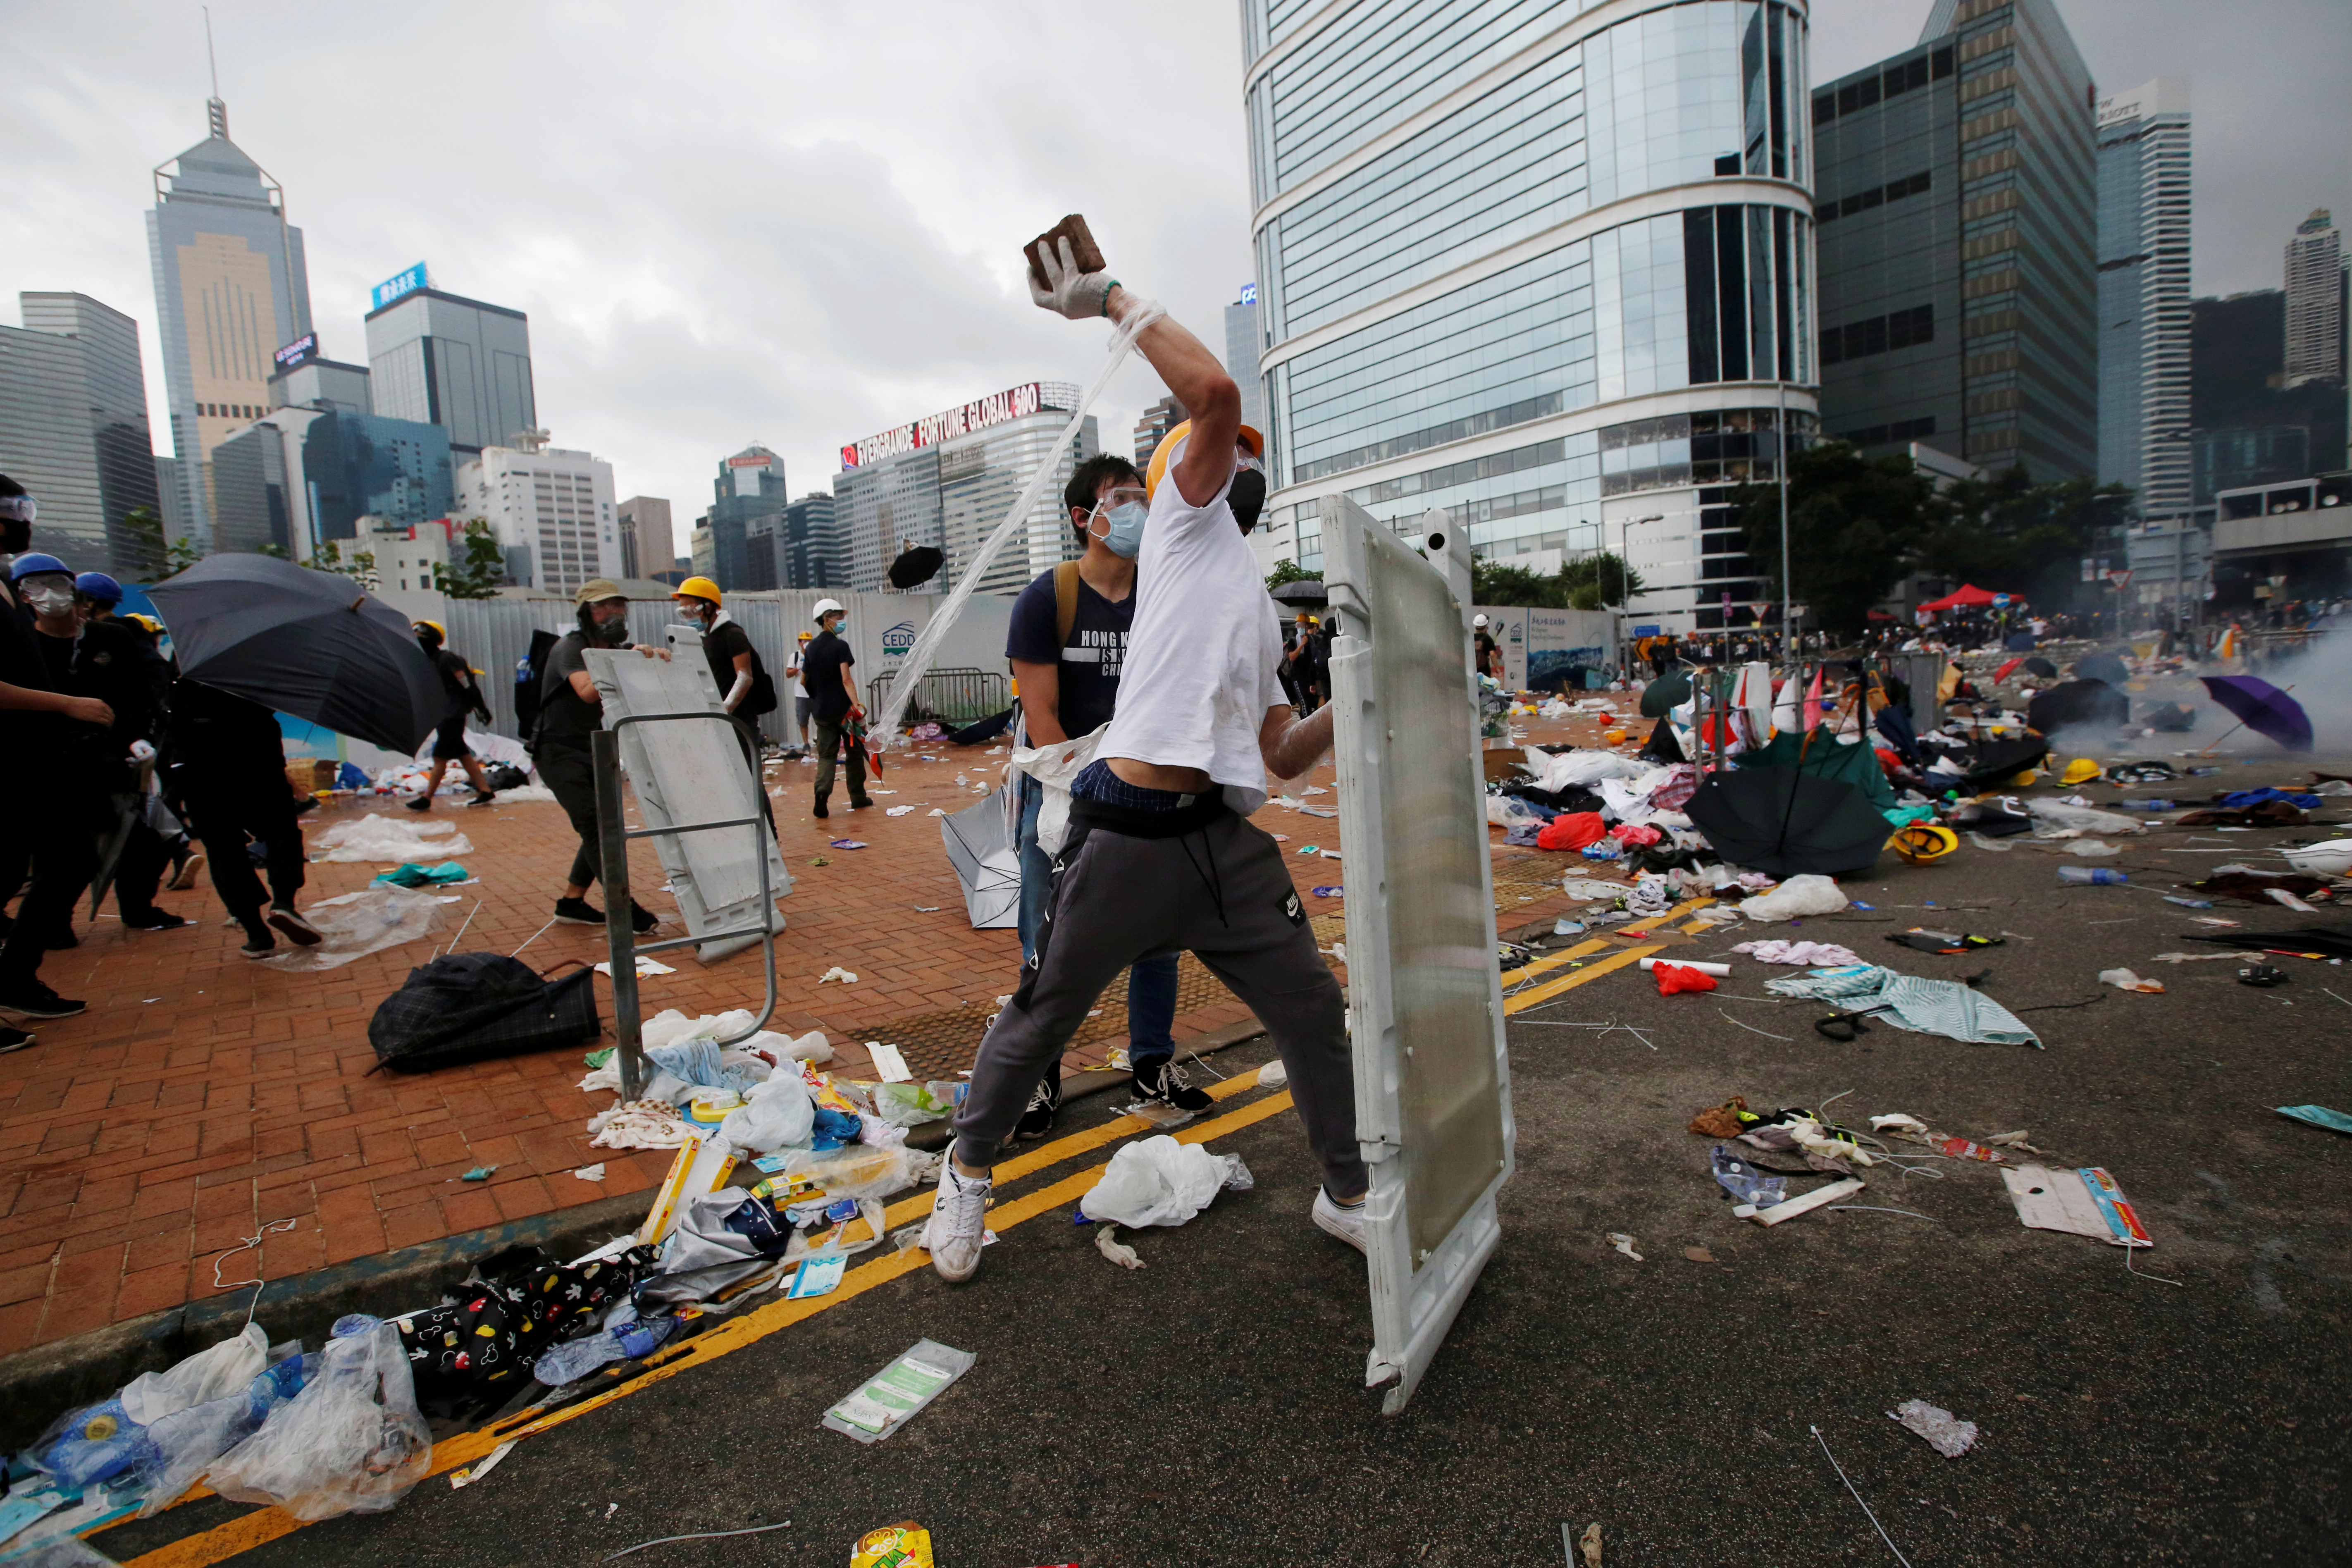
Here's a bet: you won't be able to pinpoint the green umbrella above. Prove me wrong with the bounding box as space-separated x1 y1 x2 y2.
1640 667 1691 718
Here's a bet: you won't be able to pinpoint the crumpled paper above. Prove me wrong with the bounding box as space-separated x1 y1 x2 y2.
1887 1399 1979 1458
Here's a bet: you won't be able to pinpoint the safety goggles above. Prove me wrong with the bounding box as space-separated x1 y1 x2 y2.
1090 485 1147 517
0 495 34 523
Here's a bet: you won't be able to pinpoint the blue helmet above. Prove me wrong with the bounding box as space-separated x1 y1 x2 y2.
74 571 123 605
6 552 71 583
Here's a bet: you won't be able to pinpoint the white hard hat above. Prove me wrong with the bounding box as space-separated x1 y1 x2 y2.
1473 613 1490 628
812 598 845 621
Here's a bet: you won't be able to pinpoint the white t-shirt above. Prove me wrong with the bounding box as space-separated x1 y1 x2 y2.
1098 467 1289 814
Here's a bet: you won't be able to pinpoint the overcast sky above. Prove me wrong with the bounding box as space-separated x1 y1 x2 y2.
3 0 2343 540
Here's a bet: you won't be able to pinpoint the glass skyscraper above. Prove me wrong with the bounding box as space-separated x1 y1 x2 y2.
364 287 537 455
1241 0 1817 631
2095 79 2192 521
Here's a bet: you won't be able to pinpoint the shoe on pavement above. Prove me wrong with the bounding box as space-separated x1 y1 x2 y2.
811 798 830 819
848 797 873 811
466 791 499 807
0 1024 33 1055
1132 1058 1214 1114
628 901 660 936
44 926 78 951
240 931 276 959
169 850 205 891
553 897 606 926
1014 1075 1062 1141
1312 1188 1369 1255
0 984 86 1019
404 795 432 812
924 1162 993 1284
267 908 323 947
123 910 189 931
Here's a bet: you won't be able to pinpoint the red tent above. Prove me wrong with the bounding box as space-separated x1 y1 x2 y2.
1918 584 2001 611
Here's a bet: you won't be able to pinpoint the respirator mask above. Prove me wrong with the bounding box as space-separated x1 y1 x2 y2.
1229 454 1267 535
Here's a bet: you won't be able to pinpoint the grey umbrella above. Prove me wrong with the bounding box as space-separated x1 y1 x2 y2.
939 787 1021 929
1270 578 1328 605
146 554 442 754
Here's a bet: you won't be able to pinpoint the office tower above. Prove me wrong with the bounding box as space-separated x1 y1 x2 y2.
700 447 789 590
784 493 841 589
267 335 372 415
616 496 672 582
1814 0 2096 483
2096 78 2192 518
2190 289 2348 502
0 293 165 578
452 434 618 597
834 382 1091 594
146 91 313 553
1133 394 1186 467
364 282 537 454
209 408 453 558
1225 284 1265 435
2283 211 2343 388
1241 0 1815 631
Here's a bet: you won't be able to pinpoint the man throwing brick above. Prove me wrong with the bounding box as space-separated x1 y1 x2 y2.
923 239 1363 1283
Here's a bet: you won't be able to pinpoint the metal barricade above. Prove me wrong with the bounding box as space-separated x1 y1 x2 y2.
866 666 1007 727
591 714 778 1101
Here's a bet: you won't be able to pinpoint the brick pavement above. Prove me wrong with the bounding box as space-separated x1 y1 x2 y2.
0 709 1614 1356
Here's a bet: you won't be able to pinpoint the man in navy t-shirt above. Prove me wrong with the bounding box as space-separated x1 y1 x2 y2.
1001 452 1188 1140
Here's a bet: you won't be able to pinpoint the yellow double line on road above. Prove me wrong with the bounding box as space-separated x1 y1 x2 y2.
121 1073 1291 1568
1500 898 1713 1014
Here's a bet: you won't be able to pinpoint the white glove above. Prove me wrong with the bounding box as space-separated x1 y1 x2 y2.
1029 236 1117 320
128 739 157 762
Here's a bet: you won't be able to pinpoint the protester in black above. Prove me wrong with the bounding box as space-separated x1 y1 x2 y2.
533 580 664 933
803 599 867 819
407 620 498 811
164 677 319 959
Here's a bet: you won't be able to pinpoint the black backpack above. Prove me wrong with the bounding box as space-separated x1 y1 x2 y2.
368 953 599 1073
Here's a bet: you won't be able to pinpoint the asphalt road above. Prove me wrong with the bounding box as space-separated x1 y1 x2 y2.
98 766 2350 1567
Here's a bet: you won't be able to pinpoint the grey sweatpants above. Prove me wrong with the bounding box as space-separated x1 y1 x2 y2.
950 810 1364 1200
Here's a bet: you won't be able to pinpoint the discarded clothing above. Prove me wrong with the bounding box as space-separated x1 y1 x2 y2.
1536 812 1607 852
1763 964 2042 1048
1733 939 1862 966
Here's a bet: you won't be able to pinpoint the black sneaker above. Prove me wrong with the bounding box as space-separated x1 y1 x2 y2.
848 797 873 811
554 897 606 926
169 849 205 891
404 795 432 812
466 791 499 807
628 902 660 936
0 984 86 1019
0 1024 32 1055
812 799 830 819
1014 1075 1062 1141
123 910 189 931
1133 1058 1214 1113
267 908 323 947
240 931 276 959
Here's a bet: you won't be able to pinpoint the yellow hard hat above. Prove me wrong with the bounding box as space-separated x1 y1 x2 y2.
124 613 161 633
1889 823 1959 865
2060 757 2102 786
1144 419 1266 502
673 575 721 606
796 630 814 642
412 618 446 640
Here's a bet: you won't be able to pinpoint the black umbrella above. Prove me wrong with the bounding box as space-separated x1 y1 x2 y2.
2004 630 2035 651
2024 657 2059 679
2028 679 2128 733
1269 578 1328 605
146 554 441 754
1961 734 2050 788
888 546 945 590
2075 652 2129 686
1685 767 1889 878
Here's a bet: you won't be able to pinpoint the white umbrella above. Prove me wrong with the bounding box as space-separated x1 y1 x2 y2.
939 788 1021 929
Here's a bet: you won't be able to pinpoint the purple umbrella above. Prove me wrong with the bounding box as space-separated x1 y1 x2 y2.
2198 675 2312 753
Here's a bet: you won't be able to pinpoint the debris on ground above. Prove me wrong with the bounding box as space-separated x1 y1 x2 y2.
824 1341 974 1444
2097 967 2166 993
2001 1165 2153 1246
2276 1105 2352 1134
1607 1232 1644 1260
1079 1136 1252 1228
1888 1399 1979 1458
1095 1226 1146 1270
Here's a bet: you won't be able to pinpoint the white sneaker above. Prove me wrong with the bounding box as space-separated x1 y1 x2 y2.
1312 1188 1368 1255
924 1162 993 1283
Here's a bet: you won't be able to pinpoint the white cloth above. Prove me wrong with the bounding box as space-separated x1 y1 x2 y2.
1097 466 1287 814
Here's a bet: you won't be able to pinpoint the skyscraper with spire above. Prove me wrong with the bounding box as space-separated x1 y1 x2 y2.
145 35 312 553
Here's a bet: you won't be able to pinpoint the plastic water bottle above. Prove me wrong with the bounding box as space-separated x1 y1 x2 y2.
2057 866 2127 885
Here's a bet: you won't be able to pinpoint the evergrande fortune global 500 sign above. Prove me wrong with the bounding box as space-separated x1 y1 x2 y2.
840 383 1050 470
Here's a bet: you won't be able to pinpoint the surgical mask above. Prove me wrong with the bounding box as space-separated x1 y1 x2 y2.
1095 500 1147 558
22 582 74 617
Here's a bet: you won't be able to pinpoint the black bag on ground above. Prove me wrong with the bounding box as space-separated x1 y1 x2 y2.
368 954 599 1073
482 761 530 790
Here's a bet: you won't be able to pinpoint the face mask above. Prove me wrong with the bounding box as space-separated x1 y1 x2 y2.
589 612 630 645
23 583 74 617
1228 467 1267 534
1095 500 1147 559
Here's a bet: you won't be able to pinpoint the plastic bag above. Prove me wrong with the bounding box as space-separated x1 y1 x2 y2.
309 813 472 863
205 1322 431 1523
644 1036 762 1095
34 1396 157 1488
763 1144 927 1202
2028 798 2140 837
1737 873 1849 921
138 1353 308 1517
121 1322 270 1426
253 886 450 974
871 1081 959 1128
1078 1135 1253 1228
717 1072 815 1153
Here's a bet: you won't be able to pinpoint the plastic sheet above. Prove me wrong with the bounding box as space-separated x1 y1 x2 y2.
205 1322 431 1523
254 886 450 974
121 1323 267 1426
309 814 473 863
1078 1135 1252 1228
1736 873 1849 921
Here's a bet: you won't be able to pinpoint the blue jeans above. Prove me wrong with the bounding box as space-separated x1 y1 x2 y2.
1016 776 1178 1065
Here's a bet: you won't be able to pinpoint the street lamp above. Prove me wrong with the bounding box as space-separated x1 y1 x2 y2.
1617 513 1663 676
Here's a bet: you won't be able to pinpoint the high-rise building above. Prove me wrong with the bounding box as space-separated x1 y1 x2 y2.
1813 0 2097 483
699 446 790 590
784 493 841 589
2096 78 2192 519
1133 394 1186 468
1242 0 1817 631
364 282 537 455
833 383 1092 594
453 434 618 597
2190 289 2349 503
146 91 313 554
2284 210 2344 388
209 408 453 558
267 335 371 416
1225 284 1265 434
617 496 673 582
0 292 165 578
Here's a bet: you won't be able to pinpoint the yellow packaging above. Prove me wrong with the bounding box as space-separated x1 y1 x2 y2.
803 1064 863 1115
749 1169 824 1204
635 1137 740 1246
850 1521 932 1568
